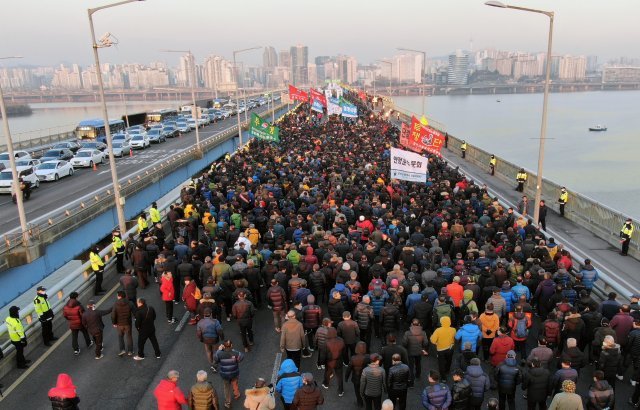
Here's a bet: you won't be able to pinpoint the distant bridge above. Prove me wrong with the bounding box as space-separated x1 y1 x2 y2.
373 82 640 96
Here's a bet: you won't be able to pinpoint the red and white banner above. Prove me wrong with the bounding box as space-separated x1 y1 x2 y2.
406 116 445 156
399 122 410 149
289 84 309 102
310 88 327 106
358 90 367 101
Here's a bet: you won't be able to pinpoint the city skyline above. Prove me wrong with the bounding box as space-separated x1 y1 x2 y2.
0 0 639 68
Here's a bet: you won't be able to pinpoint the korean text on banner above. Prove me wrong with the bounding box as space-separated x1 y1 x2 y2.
341 102 358 118
407 116 445 156
310 88 327 106
289 84 309 102
390 147 428 183
250 113 280 142
399 122 410 148
311 99 324 113
327 97 342 116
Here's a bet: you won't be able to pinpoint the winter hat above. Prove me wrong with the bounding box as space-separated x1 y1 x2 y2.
506 350 516 359
342 262 350 271
562 380 576 394
391 279 399 288
359 215 365 221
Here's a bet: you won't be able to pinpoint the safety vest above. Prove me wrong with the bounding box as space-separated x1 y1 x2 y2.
517 172 527 182
621 223 635 238
5 316 25 342
112 235 124 252
150 207 161 223
34 295 52 318
461 142 467 151
137 216 148 233
559 192 568 204
89 251 104 271
490 157 496 166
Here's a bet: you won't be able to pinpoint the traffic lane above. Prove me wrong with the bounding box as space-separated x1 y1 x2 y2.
0 276 191 409
135 308 283 410
0 106 270 234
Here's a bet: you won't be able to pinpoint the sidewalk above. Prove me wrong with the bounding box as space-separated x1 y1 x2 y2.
440 146 640 297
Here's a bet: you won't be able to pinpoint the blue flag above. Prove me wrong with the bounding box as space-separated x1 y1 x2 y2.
340 101 358 118
311 99 324 113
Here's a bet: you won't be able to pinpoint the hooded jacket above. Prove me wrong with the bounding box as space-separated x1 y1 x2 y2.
430 316 456 351
461 289 478 314
479 311 500 339
490 335 515 367
522 366 550 399
243 386 275 410
292 382 324 410
598 344 621 378
402 324 429 356
48 373 80 410
496 357 521 393
455 322 482 351
276 359 303 404
464 364 490 399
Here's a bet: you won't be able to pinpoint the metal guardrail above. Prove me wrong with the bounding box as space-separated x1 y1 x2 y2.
390 102 637 302
390 103 639 258
0 103 287 256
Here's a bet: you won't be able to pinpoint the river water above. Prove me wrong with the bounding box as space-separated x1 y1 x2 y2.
394 91 640 220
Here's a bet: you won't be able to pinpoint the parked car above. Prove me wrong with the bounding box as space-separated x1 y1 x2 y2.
130 134 150 149
52 141 82 153
147 128 166 143
40 148 74 162
70 149 104 168
0 166 39 193
112 133 131 143
163 125 179 138
15 159 41 171
176 121 190 133
35 160 74 181
187 118 198 130
79 141 107 152
112 141 132 157
0 150 32 169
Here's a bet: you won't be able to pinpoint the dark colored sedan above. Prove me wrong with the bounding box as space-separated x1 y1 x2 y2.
163 126 179 138
52 141 82 153
39 148 74 162
80 141 107 152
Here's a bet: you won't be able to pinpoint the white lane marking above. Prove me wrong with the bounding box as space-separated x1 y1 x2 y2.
174 311 191 332
271 352 283 385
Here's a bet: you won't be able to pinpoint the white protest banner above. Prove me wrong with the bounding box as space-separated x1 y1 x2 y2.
390 147 428 183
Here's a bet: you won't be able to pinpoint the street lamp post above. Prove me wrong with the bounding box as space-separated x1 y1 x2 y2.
233 47 261 147
398 47 427 116
88 0 144 234
0 56 30 245
485 0 554 225
161 50 201 152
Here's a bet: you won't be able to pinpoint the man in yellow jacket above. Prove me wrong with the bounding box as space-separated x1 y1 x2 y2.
430 314 456 378
620 218 635 256
112 229 125 273
516 168 527 192
5 305 30 369
558 187 568 217
34 286 57 346
90 246 105 295
150 202 161 224
137 212 149 237
460 140 467 159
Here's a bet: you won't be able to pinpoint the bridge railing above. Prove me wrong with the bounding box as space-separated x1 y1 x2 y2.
390 102 639 260
0 103 287 260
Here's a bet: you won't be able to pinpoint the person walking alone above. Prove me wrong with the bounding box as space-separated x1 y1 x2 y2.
133 297 161 360
34 286 57 346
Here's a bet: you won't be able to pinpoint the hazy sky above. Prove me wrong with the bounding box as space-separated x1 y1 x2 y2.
1 0 639 67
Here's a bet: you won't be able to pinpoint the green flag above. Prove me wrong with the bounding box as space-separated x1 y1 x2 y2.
249 112 279 142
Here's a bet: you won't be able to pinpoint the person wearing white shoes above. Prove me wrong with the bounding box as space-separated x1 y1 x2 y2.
81 299 112 360
133 298 161 360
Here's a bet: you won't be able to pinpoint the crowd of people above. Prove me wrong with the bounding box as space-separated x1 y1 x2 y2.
35 92 640 409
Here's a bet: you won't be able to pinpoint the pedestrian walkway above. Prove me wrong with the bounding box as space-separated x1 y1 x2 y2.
440 146 640 297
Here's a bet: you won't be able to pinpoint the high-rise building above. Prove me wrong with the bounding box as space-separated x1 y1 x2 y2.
263 46 278 69
602 66 640 83
279 50 291 70
586 56 598 73
203 55 236 92
447 50 469 85
315 56 331 83
290 44 308 86
177 53 196 87
557 55 586 80
336 55 357 84
51 64 83 89
393 54 422 84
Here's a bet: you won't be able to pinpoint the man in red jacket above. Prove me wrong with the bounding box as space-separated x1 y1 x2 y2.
154 370 187 410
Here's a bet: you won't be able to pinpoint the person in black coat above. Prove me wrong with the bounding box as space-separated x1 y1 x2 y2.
522 358 549 410
495 350 521 410
134 298 161 360
450 369 472 410
81 300 112 359
464 358 490 410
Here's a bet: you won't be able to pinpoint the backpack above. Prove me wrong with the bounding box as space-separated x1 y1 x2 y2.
433 303 453 326
194 287 202 300
460 299 472 318
515 317 528 339
544 320 560 344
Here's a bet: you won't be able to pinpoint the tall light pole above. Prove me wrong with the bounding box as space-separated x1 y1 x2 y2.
0 56 30 245
398 47 427 116
233 46 261 146
485 0 554 224
88 0 144 234
161 50 201 152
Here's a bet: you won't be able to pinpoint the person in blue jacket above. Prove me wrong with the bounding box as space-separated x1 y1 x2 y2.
422 370 452 410
276 358 303 409
455 315 482 352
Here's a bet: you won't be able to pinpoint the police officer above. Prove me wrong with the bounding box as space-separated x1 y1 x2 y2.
112 229 125 273
620 218 635 256
516 168 527 192
137 212 149 237
558 187 568 217
460 140 467 159
489 155 496 176
90 246 105 295
150 202 161 225
5 305 30 369
34 286 57 346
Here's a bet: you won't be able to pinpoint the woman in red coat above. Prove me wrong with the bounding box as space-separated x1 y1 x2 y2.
62 292 91 354
182 276 199 322
160 272 176 323
489 327 515 367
